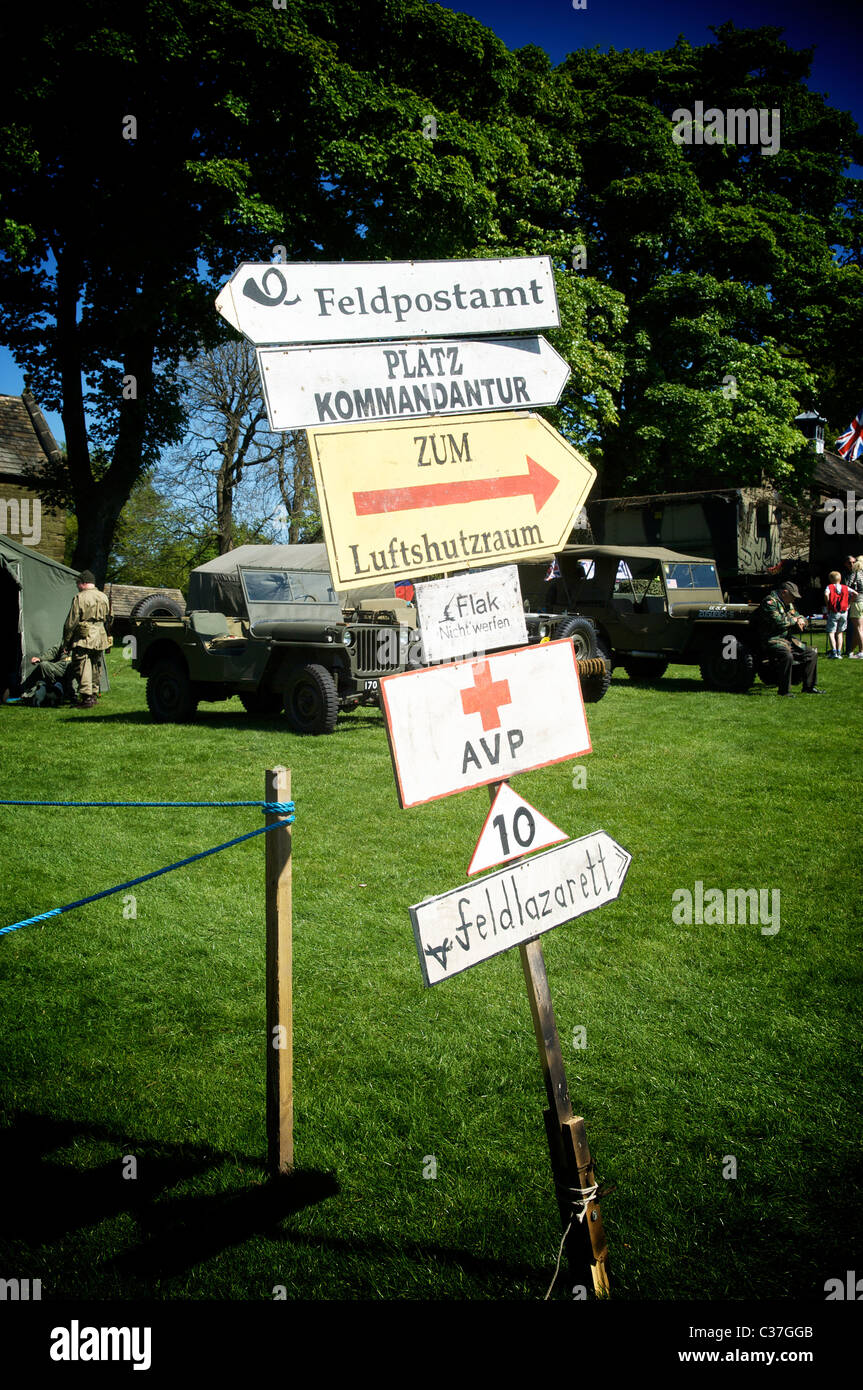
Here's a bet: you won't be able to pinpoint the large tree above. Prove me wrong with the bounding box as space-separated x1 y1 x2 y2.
2 5 859 561
0 0 542 578
556 23 863 495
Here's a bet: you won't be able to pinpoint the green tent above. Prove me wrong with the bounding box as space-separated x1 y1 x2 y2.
0 534 79 696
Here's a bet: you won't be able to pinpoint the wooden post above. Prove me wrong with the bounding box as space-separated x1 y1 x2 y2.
266 767 293 1176
488 779 610 1296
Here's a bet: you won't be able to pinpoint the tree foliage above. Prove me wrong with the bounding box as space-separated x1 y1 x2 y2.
0 1 859 574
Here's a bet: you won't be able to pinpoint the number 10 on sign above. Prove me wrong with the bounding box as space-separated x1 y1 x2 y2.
467 783 567 876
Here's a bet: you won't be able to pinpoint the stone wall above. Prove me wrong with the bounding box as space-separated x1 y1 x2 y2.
0 478 67 564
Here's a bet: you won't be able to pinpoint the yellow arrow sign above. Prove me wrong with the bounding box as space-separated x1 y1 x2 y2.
306 411 596 591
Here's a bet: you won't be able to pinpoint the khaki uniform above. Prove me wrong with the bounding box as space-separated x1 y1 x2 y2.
63 587 112 698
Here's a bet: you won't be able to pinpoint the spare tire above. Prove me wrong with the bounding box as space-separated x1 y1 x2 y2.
129 593 185 621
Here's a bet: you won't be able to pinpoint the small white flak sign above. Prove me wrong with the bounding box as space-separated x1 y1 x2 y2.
410 831 632 986
414 564 528 664
379 639 591 808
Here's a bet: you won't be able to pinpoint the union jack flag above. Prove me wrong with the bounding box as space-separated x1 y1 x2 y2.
545 558 561 582
836 408 863 460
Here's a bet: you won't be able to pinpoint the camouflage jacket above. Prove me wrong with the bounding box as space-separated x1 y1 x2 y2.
755 590 803 649
63 588 112 651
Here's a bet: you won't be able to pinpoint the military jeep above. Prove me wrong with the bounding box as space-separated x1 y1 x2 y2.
518 545 761 692
132 546 415 734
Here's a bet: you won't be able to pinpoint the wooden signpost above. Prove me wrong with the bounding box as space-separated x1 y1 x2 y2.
214 252 627 1292
265 767 293 1176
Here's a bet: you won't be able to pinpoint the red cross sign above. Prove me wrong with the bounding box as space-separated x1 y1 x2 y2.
379 639 592 809
460 662 512 731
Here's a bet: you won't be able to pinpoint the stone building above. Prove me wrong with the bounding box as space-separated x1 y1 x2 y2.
0 391 66 562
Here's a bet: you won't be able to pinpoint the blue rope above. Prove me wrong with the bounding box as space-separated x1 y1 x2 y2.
0 803 295 939
0 799 295 810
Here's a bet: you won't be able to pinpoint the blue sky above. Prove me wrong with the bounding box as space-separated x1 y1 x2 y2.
3 0 859 444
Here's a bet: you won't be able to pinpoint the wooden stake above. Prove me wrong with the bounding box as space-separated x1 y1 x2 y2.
266 767 293 1176
488 779 610 1296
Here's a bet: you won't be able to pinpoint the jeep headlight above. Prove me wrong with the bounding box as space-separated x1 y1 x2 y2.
538 621 550 638
342 630 353 646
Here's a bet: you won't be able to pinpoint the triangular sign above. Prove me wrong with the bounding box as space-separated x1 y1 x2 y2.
467 782 568 877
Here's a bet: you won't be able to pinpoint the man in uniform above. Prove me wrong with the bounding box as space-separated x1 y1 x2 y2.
20 643 75 703
63 570 112 709
755 581 823 696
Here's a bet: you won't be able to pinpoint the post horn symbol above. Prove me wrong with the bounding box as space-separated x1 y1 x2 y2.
242 267 300 307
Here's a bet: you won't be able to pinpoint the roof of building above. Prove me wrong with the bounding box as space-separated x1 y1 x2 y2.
814 450 863 497
0 392 62 480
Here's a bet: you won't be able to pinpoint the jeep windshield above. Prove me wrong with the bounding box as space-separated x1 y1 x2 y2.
663 561 720 590
240 569 342 625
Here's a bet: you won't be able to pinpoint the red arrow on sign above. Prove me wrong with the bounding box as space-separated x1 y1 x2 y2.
353 455 559 517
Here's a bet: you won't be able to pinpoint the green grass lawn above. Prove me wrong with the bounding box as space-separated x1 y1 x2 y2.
0 648 860 1301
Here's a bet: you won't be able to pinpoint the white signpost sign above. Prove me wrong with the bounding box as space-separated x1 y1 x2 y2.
410 830 631 987
256 336 571 430
216 257 559 345
414 565 527 665
379 639 591 809
467 783 567 876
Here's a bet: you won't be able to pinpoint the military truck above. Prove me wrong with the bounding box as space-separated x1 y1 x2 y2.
131 545 416 734
519 545 763 691
586 487 784 603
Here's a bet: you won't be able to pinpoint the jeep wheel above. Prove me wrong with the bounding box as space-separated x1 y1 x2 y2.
622 656 669 682
556 615 600 661
580 635 612 703
240 691 283 716
146 659 198 722
700 639 756 692
283 663 339 735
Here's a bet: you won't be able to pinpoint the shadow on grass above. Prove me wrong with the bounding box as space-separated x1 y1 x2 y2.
0 1110 549 1291
0 1111 338 1264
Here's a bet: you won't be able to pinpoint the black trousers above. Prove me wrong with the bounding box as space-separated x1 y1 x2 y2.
769 641 818 694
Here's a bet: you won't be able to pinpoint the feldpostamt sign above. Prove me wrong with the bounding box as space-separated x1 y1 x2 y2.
216 258 559 345
379 639 591 809
256 336 570 430
410 830 632 986
306 411 596 591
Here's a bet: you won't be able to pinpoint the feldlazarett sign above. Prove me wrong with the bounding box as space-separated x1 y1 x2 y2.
215 258 559 345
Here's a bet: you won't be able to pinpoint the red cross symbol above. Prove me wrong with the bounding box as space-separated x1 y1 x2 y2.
460 660 512 732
